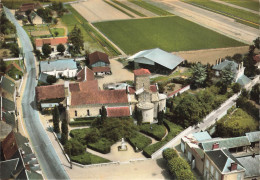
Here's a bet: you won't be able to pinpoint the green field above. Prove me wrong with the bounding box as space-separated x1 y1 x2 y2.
50 28 65 37
183 0 259 28
93 16 245 54
220 0 259 11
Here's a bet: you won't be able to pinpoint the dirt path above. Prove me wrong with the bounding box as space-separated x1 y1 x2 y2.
211 0 259 15
172 46 249 65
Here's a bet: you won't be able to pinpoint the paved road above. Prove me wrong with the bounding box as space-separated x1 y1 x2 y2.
4 7 70 180
148 0 259 44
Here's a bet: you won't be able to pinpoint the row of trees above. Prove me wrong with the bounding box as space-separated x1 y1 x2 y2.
162 148 195 180
0 13 16 35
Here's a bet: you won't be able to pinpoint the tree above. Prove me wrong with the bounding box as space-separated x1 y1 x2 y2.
241 88 249 99
34 49 41 60
9 43 20 57
136 110 143 125
162 148 178 161
157 82 164 93
221 64 234 85
64 139 85 156
53 18 58 25
68 25 84 54
46 75 57 85
205 63 214 87
190 63 207 88
253 37 260 49
52 106 60 133
100 106 107 125
157 110 164 125
85 128 100 143
57 43 65 54
22 18 28 25
54 31 59 37
42 44 52 57
232 54 243 63
232 83 241 93
250 83 260 104
0 59 6 73
61 119 68 145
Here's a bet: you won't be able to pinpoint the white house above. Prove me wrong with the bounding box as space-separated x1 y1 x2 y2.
39 59 77 78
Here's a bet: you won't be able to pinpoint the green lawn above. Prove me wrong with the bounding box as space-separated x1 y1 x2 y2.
50 28 65 37
220 0 259 11
140 124 166 141
93 16 245 55
70 152 110 165
183 0 259 28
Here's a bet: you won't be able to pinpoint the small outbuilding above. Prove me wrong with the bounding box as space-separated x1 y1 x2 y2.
88 51 111 76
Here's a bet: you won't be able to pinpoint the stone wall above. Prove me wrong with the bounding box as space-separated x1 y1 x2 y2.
135 75 150 91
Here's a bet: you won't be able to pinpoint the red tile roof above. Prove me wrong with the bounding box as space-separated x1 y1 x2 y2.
106 106 130 117
19 2 42 12
150 85 157 92
77 67 95 82
128 85 157 94
35 37 68 47
36 84 65 102
88 51 110 66
71 89 128 106
133 68 151 76
92 66 111 73
253 55 260 62
2 131 18 160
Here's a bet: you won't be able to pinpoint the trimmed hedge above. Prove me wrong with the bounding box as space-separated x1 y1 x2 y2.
162 148 178 161
70 128 92 144
140 124 166 141
88 138 114 154
143 120 183 157
69 121 93 127
71 152 110 165
128 132 152 151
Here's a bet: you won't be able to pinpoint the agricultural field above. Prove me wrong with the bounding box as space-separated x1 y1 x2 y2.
93 16 245 54
183 0 260 28
220 0 259 11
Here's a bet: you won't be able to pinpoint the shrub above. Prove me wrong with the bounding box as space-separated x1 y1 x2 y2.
85 128 100 143
167 157 194 180
128 132 152 151
47 75 57 85
232 83 241 93
64 139 85 156
162 148 178 161
139 124 166 141
70 128 92 144
88 138 113 154
70 152 110 165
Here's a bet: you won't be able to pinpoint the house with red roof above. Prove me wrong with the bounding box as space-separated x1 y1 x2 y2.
35 37 68 54
88 51 111 76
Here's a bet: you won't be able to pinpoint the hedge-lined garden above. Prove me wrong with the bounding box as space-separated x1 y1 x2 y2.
143 120 183 157
163 148 195 180
70 152 110 165
139 124 166 141
128 132 152 151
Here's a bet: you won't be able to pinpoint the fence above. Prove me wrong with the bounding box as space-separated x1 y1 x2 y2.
3 57 23 61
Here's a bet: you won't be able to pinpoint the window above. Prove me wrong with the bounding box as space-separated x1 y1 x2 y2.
87 110 90 116
206 159 209 168
75 110 77 117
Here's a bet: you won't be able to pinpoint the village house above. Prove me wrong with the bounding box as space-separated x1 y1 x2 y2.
16 2 42 16
88 51 111 76
128 48 184 74
39 59 78 79
35 37 68 54
181 131 260 180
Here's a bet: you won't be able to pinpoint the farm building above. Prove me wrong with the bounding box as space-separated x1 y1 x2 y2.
35 37 68 54
212 60 252 88
128 48 184 74
39 59 77 79
88 51 111 76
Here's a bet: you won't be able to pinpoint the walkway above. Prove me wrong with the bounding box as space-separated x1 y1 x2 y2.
211 0 259 15
4 7 69 180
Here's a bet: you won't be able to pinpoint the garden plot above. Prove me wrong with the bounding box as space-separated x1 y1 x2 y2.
71 0 132 23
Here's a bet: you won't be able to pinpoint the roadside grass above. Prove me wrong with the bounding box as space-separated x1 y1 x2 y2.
70 152 110 165
62 5 121 56
219 0 259 11
50 28 65 37
128 0 173 16
183 0 259 28
104 0 135 18
143 120 183 158
112 0 146 17
93 16 245 55
128 132 152 151
139 124 166 141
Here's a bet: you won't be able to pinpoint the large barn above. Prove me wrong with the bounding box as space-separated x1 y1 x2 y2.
128 48 184 74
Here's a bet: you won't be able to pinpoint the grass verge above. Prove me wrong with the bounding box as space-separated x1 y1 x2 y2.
143 120 183 157
104 0 135 18
93 16 245 54
71 152 110 165
112 0 146 17
129 0 173 16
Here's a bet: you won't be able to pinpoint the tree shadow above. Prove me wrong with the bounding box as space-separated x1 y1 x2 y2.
155 158 172 179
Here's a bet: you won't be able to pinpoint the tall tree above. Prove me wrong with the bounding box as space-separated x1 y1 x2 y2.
42 44 52 57
253 37 260 49
61 119 68 145
101 106 107 122
53 106 60 133
68 25 84 54
250 83 260 104
190 63 207 88
221 64 234 86
57 43 65 54
136 110 143 125
157 110 164 125
0 59 6 73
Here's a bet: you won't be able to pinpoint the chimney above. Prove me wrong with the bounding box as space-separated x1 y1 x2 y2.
212 143 219 150
252 153 255 158
231 163 237 171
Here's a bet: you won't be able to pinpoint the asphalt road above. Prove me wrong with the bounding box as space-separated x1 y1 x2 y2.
4 7 70 180
148 0 259 44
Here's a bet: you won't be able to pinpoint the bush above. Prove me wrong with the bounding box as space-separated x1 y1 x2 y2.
162 148 178 161
143 120 183 157
64 139 85 156
85 128 100 143
88 138 113 154
128 132 152 151
140 124 166 141
70 152 110 165
232 83 241 93
47 75 56 85
70 128 92 144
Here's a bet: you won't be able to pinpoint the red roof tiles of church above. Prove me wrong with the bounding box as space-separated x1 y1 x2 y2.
106 106 130 117
133 68 151 76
